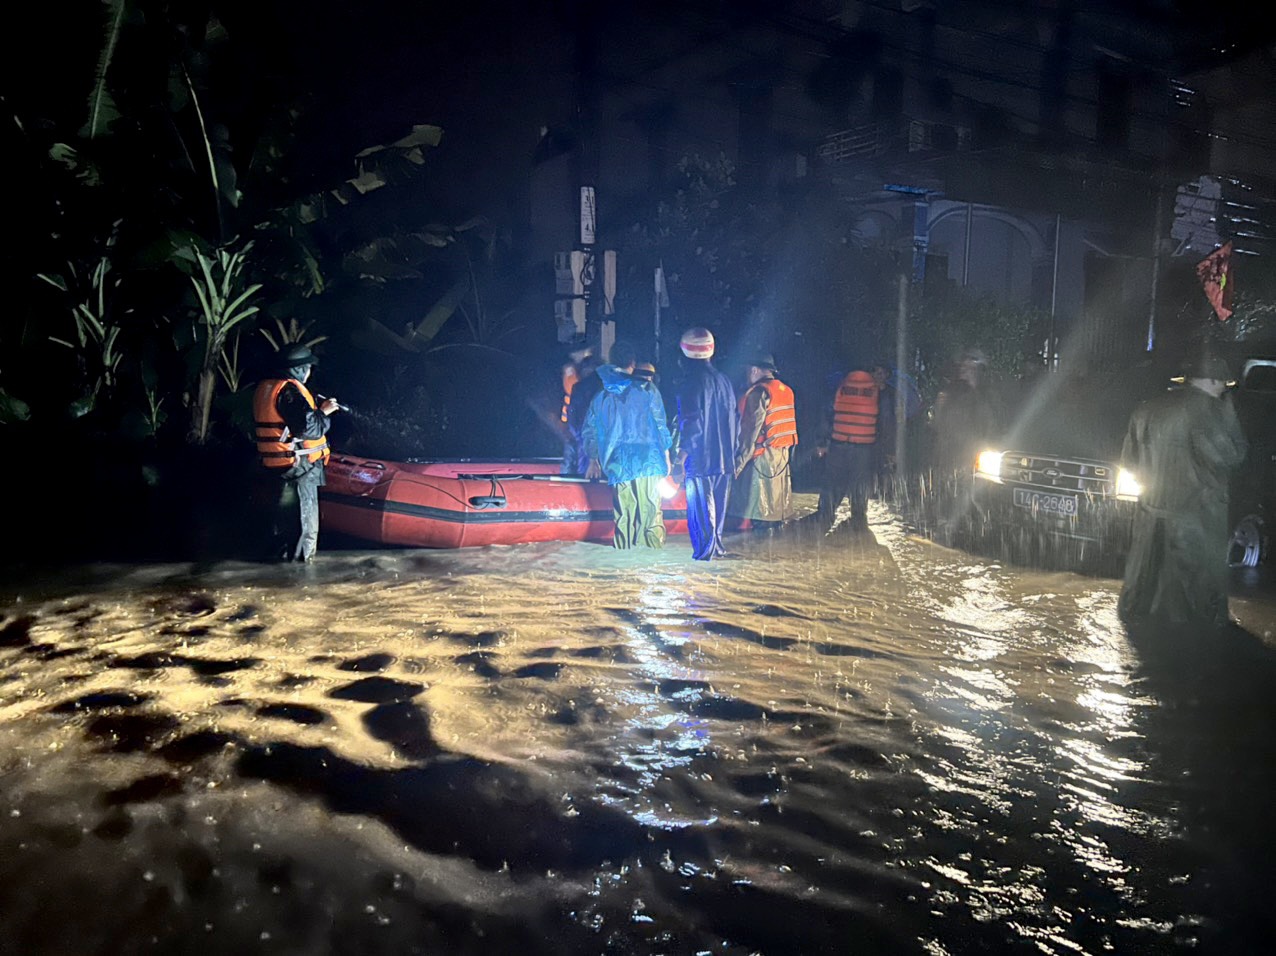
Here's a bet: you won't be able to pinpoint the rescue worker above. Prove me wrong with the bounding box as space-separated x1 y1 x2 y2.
583 341 673 549
633 361 657 384
818 367 879 531
1118 352 1247 629
931 347 1002 477
562 352 603 475
929 347 1004 539
729 354 798 530
671 327 738 560
252 344 341 562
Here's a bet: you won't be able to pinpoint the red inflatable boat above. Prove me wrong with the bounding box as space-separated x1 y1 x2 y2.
319 456 689 548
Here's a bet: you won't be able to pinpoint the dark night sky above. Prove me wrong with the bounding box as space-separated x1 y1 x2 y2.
10 0 1276 230
12 5 1274 150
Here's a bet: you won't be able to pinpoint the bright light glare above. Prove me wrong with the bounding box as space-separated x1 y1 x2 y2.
974 450 1004 482
658 477 679 499
1114 468 1142 500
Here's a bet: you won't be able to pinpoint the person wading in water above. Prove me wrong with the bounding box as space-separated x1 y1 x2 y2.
252 345 342 562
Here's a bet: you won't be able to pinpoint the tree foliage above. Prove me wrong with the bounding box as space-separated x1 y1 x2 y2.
12 0 507 454
617 153 783 346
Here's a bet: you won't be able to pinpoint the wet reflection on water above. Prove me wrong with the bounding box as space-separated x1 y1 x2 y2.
2 501 1276 953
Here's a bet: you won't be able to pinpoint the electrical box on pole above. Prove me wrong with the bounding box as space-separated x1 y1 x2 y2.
554 251 587 342
554 186 614 353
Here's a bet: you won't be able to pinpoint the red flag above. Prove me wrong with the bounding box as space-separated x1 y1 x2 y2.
1196 241 1234 321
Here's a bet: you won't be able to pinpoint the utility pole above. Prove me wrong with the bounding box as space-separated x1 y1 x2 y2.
895 273 909 480
1048 213 1061 369
654 262 669 365
570 1 614 361
1146 188 1165 352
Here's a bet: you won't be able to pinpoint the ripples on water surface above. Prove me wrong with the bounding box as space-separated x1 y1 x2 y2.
3 502 1276 954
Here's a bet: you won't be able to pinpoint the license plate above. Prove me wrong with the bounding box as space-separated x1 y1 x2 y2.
1013 488 1078 516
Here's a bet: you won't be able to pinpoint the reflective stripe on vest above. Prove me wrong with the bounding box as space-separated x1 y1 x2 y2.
740 377 798 458
252 378 331 469
831 371 878 444
561 367 578 424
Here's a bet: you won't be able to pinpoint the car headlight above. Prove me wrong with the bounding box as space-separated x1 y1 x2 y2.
974 450 1004 482
1115 467 1142 501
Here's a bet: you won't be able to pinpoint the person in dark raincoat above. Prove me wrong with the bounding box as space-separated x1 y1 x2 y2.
252 345 342 562
583 341 673 549
931 348 1003 476
672 327 738 560
929 347 1005 539
1118 353 1247 628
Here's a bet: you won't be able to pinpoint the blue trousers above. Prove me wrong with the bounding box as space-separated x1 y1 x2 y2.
685 474 730 560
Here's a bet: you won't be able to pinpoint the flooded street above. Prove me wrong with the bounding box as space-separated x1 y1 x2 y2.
4 499 1276 955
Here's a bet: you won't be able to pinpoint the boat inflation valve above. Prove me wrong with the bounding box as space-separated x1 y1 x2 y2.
469 477 507 509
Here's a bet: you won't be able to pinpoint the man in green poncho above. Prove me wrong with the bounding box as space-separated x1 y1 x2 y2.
1118 352 1248 628
583 340 673 549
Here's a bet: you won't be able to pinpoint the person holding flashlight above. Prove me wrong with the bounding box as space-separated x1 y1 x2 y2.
252 344 342 562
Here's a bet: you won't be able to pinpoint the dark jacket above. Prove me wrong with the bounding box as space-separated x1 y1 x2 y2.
674 359 738 477
564 368 604 474
583 365 672 485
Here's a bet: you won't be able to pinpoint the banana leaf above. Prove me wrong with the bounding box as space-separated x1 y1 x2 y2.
0 388 30 424
351 277 469 355
82 0 130 140
354 125 443 159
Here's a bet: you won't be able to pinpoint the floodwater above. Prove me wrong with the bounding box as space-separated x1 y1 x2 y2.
3 499 1276 955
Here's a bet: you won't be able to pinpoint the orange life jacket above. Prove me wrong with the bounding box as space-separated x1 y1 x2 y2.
740 377 798 459
831 370 879 444
253 378 331 470
560 367 579 424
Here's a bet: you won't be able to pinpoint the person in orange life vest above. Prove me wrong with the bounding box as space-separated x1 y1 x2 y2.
562 352 603 475
252 344 341 562
817 367 879 531
729 354 797 530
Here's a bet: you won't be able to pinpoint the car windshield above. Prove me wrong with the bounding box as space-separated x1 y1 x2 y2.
997 366 1165 462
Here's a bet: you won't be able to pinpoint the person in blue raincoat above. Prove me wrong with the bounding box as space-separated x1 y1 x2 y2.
671 327 738 560
583 341 673 549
